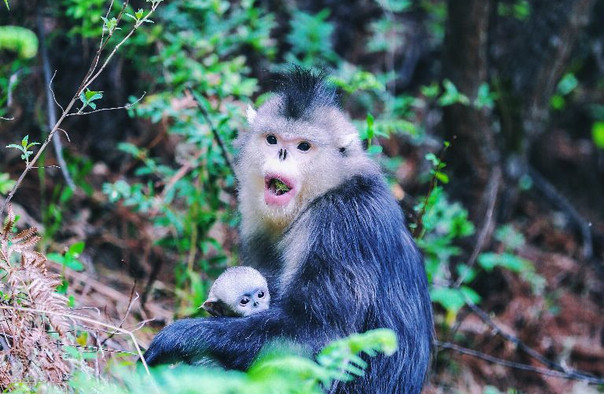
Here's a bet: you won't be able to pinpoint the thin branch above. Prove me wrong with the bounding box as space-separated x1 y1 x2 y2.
188 90 235 174
463 295 601 383
454 166 501 287
38 11 76 190
56 128 71 142
76 0 130 99
436 340 604 384
0 305 150 375
100 284 139 347
48 71 65 114
0 1 161 217
66 92 145 117
80 4 161 98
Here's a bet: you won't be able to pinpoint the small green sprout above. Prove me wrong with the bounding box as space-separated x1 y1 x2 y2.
6 135 40 165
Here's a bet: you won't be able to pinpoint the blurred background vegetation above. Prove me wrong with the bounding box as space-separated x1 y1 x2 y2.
0 0 602 392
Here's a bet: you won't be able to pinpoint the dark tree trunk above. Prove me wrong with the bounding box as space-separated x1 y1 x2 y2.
442 0 498 222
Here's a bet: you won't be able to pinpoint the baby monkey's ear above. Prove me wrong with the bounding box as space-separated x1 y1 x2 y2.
246 104 257 125
202 300 224 317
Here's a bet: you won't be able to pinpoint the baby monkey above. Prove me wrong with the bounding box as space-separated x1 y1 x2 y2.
202 266 270 317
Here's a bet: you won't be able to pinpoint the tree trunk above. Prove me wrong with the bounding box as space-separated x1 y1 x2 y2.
442 0 498 222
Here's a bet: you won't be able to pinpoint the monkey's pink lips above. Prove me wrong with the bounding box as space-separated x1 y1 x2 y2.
264 175 296 206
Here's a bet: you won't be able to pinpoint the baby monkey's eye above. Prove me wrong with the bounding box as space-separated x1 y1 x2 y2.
240 297 250 305
257 291 265 298
297 141 311 151
266 135 278 145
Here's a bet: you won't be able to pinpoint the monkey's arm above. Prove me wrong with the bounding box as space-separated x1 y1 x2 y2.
143 308 287 368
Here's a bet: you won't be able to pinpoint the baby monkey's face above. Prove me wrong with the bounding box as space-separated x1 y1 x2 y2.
202 266 271 317
231 286 270 317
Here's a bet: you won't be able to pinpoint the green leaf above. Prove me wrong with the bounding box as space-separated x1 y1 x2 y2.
84 89 103 101
421 82 440 99
0 173 16 195
430 287 465 313
592 121 604 149
438 79 470 106
365 112 375 140
478 252 531 273
557 73 578 95
434 171 449 184
68 241 85 255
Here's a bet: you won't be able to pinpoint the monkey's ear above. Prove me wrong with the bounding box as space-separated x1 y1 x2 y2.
247 104 257 125
338 133 357 154
202 300 224 317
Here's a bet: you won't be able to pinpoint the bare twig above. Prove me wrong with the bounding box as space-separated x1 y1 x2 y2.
462 295 601 383
49 72 65 114
454 166 501 287
100 283 139 347
436 340 604 384
66 92 146 117
38 11 76 190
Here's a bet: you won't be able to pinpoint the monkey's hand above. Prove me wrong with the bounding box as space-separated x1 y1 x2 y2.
143 309 284 369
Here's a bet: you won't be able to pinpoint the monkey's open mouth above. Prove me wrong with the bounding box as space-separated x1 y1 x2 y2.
264 175 295 206
267 178 291 195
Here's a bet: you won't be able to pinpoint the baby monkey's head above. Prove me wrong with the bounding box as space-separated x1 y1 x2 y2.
202 266 270 317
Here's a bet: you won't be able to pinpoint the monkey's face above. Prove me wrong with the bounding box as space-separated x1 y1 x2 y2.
232 286 270 317
237 98 373 237
238 128 342 235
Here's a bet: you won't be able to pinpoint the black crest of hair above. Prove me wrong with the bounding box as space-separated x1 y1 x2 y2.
274 66 339 120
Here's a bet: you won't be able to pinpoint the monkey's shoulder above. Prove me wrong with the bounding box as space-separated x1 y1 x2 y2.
310 174 403 223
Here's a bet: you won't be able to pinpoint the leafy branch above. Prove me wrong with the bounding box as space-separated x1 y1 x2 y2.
0 0 163 216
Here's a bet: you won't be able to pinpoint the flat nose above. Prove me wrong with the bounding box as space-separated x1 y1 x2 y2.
278 148 287 161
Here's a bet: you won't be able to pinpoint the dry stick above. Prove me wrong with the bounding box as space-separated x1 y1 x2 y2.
37 11 76 190
0 2 161 217
100 283 138 347
0 305 150 375
453 166 501 288
436 340 604 384
462 296 601 383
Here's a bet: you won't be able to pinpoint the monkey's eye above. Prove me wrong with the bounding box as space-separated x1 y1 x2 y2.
266 135 278 145
297 141 311 151
240 297 250 306
257 291 265 298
